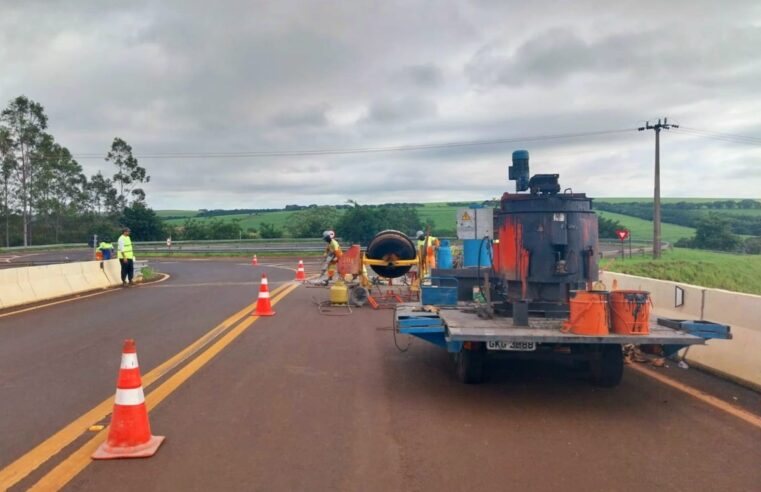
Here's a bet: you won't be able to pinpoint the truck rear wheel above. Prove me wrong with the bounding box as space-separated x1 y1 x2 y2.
456 343 485 384
589 344 624 387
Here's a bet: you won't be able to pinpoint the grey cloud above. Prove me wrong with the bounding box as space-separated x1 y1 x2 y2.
467 26 761 88
271 105 330 128
364 97 438 124
396 64 444 88
1 0 759 209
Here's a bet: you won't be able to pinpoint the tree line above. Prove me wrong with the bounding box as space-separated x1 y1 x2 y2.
250 203 425 243
0 96 159 247
595 200 761 236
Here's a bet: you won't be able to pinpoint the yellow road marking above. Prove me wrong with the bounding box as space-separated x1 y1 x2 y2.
28 282 300 491
629 364 761 429
0 282 289 491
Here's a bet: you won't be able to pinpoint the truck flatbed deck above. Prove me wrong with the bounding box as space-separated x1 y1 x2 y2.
439 308 706 345
394 303 729 386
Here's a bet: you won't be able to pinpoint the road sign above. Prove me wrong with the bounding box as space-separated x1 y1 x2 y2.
615 229 629 241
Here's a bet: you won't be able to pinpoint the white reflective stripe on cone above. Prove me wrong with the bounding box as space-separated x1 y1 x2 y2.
120 353 139 369
258 291 270 298
115 387 146 406
261 278 268 285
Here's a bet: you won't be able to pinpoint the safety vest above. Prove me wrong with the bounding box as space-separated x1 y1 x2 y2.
417 236 439 251
417 236 439 268
98 242 113 250
118 235 134 260
326 239 342 260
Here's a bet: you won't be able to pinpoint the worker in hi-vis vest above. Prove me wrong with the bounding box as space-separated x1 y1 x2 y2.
117 227 135 286
321 230 342 282
416 230 440 270
98 240 114 260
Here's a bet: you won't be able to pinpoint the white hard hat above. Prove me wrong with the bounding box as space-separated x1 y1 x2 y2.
323 230 335 240
416 230 424 239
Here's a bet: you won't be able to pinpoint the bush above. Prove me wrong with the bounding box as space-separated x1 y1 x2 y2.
259 222 283 238
598 216 624 239
744 236 761 255
692 214 741 252
336 205 422 245
676 214 742 252
285 206 339 238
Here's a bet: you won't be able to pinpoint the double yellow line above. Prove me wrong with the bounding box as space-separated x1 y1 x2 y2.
0 281 299 491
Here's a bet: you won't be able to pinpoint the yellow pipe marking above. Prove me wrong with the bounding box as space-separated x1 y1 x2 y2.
28 282 299 492
0 282 289 490
629 364 761 429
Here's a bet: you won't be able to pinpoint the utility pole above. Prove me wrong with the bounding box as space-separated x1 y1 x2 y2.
638 118 678 259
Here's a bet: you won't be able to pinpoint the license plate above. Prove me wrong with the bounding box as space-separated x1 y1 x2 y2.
486 341 536 351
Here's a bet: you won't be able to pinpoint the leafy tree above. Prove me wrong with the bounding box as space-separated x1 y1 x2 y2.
738 199 761 210
336 203 422 244
1 96 49 246
120 202 165 241
259 222 283 238
208 218 242 239
598 216 624 239
32 136 88 242
691 214 741 252
743 236 761 255
106 137 150 208
87 171 119 214
285 206 339 237
0 128 15 247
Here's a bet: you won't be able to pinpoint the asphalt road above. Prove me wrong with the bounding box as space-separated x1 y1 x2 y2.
1 259 759 491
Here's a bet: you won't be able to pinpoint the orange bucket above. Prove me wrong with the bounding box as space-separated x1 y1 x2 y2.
562 290 609 335
609 290 651 335
95 250 103 261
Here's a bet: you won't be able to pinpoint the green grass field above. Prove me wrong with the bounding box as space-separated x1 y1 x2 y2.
593 197 757 204
162 210 300 231
596 210 695 243
601 248 761 295
155 210 199 218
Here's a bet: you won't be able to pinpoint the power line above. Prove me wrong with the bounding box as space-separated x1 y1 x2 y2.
678 126 761 143
671 127 761 146
70 128 634 159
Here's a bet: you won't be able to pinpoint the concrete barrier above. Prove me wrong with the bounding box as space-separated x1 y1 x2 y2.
600 271 761 390
0 267 37 309
27 264 74 301
0 260 126 311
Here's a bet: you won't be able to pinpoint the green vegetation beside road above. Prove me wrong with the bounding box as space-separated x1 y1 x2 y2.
596 211 695 243
595 199 761 236
601 248 761 295
154 198 760 256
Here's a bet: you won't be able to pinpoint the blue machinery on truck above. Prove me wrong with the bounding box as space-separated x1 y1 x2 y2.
365 150 731 385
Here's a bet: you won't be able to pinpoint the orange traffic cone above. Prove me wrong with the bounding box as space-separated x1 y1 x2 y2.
251 254 258 266
295 259 306 281
253 273 275 316
92 339 165 459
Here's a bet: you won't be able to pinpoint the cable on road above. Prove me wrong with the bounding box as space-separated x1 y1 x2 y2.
392 315 413 353
311 296 353 316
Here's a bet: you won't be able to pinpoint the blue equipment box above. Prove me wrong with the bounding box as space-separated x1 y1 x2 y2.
421 277 458 306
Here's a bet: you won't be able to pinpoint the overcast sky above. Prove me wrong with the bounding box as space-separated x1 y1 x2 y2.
1 0 759 209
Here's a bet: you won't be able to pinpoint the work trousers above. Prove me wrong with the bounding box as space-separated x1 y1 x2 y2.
120 259 134 283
